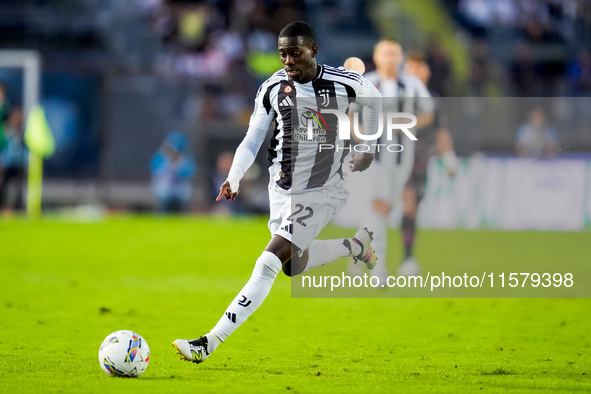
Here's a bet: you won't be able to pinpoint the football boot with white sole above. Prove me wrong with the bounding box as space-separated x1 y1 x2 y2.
350 227 378 270
172 337 209 364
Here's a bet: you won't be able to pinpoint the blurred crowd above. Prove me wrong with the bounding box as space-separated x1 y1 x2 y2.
143 0 302 78
130 0 305 126
423 0 591 97
415 37 591 97
129 0 591 99
453 0 591 44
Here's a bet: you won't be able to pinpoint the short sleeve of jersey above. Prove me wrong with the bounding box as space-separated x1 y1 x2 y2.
352 74 381 106
249 82 276 131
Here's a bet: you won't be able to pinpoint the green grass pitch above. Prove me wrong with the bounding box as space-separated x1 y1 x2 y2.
1 216 589 393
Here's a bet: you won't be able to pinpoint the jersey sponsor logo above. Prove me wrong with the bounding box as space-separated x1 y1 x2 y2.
281 223 294 234
307 79 341 189
319 109 418 141
237 295 252 307
279 96 294 107
296 110 327 142
302 108 328 130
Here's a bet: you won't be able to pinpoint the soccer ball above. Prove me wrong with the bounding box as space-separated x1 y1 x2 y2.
98 330 150 377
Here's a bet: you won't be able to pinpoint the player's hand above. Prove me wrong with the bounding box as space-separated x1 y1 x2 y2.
441 151 458 179
349 152 374 172
216 180 239 201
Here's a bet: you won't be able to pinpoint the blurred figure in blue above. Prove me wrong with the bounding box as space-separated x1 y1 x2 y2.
0 82 11 149
0 107 27 212
516 108 559 159
567 48 591 96
150 132 196 213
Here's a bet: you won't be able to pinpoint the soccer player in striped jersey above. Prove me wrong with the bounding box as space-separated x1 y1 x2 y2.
362 40 434 284
398 53 457 276
173 21 382 364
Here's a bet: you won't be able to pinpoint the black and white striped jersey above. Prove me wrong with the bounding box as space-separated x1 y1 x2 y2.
364 71 433 115
363 71 434 164
250 64 381 192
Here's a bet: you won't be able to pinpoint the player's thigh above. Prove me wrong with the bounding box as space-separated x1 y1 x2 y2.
286 184 348 251
368 161 394 203
268 187 290 236
372 166 409 209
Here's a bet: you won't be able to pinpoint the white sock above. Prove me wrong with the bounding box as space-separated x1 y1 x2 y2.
204 332 222 354
301 239 352 274
209 251 282 344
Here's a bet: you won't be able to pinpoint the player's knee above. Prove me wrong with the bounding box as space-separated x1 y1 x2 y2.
372 199 391 215
265 235 292 264
282 259 302 277
256 251 283 278
282 255 307 277
282 260 294 277
402 202 417 217
402 189 417 216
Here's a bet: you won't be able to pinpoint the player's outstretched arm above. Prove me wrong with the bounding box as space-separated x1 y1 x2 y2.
216 180 238 201
349 152 374 172
216 124 269 202
436 127 458 177
415 111 434 130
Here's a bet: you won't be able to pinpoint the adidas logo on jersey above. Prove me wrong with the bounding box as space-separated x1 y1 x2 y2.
279 96 294 107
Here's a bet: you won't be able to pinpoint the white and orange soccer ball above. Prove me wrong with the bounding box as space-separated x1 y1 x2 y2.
98 330 150 377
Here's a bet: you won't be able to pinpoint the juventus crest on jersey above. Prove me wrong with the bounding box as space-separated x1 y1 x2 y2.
249 64 381 192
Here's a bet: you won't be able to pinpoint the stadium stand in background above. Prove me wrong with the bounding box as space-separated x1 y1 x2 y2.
0 0 590 214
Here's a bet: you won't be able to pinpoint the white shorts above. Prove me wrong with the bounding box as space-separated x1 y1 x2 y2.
333 147 414 229
370 141 415 206
268 182 349 251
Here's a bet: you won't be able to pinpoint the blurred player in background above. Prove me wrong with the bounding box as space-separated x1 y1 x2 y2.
0 107 27 211
398 53 458 276
0 82 10 143
173 21 382 364
361 40 434 284
515 107 559 159
149 132 197 213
